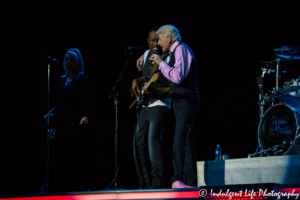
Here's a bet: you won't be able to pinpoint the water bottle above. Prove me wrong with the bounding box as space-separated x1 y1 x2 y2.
40 182 46 193
215 145 221 160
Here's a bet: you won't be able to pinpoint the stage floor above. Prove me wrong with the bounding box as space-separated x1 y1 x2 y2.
0 188 200 200
1 185 299 200
1 156 300 200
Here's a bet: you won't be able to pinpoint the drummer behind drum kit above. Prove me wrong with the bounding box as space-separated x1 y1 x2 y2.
249 46 300 158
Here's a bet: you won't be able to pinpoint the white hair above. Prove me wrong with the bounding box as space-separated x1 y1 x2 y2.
156 25 181 42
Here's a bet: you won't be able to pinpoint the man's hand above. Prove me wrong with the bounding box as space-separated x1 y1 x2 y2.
142 86 153 95
79 116 89 125
131 79 140 98
149 54 162 65
136 55 144 71
131 77 144 98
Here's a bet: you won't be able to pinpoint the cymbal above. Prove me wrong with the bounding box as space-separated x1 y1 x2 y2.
273 46 300 59
258 61 280 67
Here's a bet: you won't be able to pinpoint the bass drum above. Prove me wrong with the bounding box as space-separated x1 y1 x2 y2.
258 104 300 156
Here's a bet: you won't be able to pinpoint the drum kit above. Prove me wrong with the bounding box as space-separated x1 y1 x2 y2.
249 46 300 157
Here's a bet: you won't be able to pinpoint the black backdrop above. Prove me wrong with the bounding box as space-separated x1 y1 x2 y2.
1 9 300 195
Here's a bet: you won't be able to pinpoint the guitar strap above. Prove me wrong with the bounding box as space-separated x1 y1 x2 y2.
147 53 169 79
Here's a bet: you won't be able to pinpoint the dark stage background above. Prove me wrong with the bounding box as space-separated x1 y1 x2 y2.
1 10 300 195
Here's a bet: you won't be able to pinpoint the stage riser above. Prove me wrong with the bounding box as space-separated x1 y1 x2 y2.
0 186 298 199
0 190 200 200
197 155 300 186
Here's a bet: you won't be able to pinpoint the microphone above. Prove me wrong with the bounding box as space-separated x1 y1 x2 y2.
149 50 160 64
257 77 264 90
126 46 142 51
44 55 59 63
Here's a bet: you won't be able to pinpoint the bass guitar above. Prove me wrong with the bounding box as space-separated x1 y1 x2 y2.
129 73 159 109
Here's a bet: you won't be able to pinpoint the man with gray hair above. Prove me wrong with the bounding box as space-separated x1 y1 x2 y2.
149 24 200 188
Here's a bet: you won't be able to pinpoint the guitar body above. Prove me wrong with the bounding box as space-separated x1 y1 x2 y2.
136 92 144 109
129 73 159 110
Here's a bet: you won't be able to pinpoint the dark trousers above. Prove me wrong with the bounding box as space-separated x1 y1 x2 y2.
51 124 89 191
170 92 200 186
133 106 170 189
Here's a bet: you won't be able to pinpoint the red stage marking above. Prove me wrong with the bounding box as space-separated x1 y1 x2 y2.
0 190 199 200
280 188 300 193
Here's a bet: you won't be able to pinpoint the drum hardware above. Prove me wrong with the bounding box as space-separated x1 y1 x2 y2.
260 58 288 92
256 65 280 156
273 46 300 60
275 58 281 92
248 144 285 158
279 77 300 109
258 61 288 74
250 46 300 158
273 148 283 154
257 104 300 156
248 136 296 158
263 87 284 102
273 46 300 91
282 138 293 149
264 92 279 102
255 66 271 157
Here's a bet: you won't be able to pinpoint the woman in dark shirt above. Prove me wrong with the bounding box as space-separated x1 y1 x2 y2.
55 48 93 132
46 48 93 191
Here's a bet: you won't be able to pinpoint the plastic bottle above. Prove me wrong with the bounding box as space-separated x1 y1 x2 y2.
215 145 222 160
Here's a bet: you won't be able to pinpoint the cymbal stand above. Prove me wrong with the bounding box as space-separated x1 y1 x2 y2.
253 67 270 157
258 68 270 118
275 58 281 92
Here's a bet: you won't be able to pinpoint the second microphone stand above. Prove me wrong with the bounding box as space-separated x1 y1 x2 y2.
108 50 133 190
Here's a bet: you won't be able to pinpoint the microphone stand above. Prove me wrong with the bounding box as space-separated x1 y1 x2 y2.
46 62 50 192
109 50 133 190
43 55 58 192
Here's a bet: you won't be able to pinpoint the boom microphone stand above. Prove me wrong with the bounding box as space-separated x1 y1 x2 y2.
109 47 139 189
47 62 50 192
44 55 59 192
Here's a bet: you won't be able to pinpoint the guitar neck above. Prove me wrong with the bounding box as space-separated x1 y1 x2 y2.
144 80 153 89
142 73 158 95
140 81 152 95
